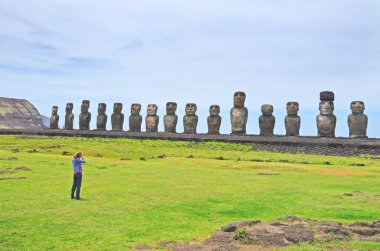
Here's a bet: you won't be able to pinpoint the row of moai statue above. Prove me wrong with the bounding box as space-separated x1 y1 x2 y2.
49 91 368 138
50 101 205 133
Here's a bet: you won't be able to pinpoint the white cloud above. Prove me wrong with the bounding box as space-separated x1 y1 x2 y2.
0 0 380 136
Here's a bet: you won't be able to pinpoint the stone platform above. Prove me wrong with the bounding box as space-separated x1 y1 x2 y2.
0 129 379 156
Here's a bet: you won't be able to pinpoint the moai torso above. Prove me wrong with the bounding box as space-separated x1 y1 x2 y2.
183 103 198 134
259 104 275 136
285 102 300 136
111 103 124 131
317 109 336 137
348 101 368 138
317 91 336 138
79 100 91 130
230 91 248 135
207 105 221 134
129 103 142 132
145 104 159 132
50 106 59 129
64 103 74 130
164 102 178 133
96 103 107 131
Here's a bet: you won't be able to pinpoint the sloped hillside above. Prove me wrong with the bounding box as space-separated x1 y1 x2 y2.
0 97 45 129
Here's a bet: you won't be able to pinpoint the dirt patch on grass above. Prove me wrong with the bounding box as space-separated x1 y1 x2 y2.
1 166 31 176
0 177 26 181
120 158 131 161
167 216 380 250
135 244 152 250
0 169 16 175
15 166 31 171
40 145 62 149
0 157 18 161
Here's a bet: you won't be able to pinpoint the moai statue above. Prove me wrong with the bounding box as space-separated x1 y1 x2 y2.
129 103 142 132
207 105 221 134
64 103 74 130
183 103 198 134
316 91 336 137
285 102 300 136
145 104 159 132
79 100 91 130
230 91 248 135
50 106 59 129
348 101 368 138
111 103 124 131
96 103 107 131
259 104 275 136
164 102 178 133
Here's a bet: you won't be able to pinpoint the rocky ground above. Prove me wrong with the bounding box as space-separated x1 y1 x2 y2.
135 216 380 250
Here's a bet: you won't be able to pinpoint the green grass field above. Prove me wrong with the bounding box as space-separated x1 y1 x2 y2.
0 135 379 250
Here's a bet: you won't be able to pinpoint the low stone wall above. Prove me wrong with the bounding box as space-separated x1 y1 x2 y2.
1 129 380 156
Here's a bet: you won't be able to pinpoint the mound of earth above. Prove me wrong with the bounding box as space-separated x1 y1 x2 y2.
0 97 45 129
169 216 380 250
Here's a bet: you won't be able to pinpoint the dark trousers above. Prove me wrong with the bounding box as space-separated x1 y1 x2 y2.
71 173 82 199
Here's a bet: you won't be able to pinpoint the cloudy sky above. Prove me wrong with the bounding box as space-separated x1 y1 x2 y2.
1 0 379 136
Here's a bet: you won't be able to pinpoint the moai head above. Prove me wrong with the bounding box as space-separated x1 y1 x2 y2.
66 103 73 113
350 101 365 114
319 101 334 115
52 106 58 115
166 102 177 115
261 104 274 115
113 103 123 113
131 103 141 115
98 103 106 114
147 104 158 116
185 103 197 116
81 100 90 112
233 91 246 108
209 105 220 116
286 102 299 115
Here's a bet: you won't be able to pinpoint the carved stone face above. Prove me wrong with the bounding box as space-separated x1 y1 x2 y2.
98 103 106 114
319 101 334 115
147 104 158 116
233 91 246 108
66 103 73 113
261 104 273 115
209 105 220 116
350 101 365 114
81 100 90 112
166 102 177 115
113 103 123 113
52 106 58 115
286 102 299 115
185 103 197 116
131 103 141 115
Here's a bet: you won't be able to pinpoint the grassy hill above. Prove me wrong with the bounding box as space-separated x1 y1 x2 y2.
0 135 379 250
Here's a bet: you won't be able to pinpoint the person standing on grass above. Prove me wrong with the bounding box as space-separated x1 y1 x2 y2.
71 152 86 200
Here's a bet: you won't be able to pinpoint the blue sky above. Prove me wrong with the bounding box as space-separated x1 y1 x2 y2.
1 0 379 136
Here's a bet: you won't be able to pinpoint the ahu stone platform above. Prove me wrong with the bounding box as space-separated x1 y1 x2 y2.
1 129 380 156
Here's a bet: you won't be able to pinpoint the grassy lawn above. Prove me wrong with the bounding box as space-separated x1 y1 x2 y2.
0 135 379 250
